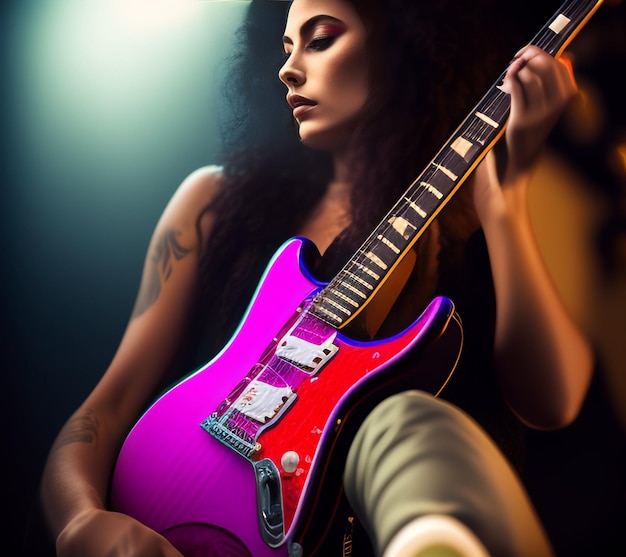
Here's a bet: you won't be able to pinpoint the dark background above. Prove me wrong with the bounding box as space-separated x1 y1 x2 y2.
1 1 625 556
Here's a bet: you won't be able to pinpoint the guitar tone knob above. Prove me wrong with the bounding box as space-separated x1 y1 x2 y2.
281 451 300 474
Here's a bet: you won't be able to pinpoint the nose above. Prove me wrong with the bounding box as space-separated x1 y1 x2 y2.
278 55 305 87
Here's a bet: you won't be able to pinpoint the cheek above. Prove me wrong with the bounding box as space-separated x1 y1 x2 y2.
329 49 370 105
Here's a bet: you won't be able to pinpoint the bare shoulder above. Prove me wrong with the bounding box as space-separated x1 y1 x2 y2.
158 165 226 244
174 165 224 203
164 165 225 218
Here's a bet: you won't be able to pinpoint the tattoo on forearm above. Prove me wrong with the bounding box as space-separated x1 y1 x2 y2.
53 407 99 451
132 228 191 318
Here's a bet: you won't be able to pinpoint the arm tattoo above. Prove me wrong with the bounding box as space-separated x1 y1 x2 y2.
53 407 99 451
132 228 191 319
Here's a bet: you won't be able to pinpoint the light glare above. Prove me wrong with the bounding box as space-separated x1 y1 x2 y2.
111 0 198 33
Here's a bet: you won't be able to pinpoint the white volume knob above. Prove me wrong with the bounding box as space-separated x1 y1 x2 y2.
281 451 300 473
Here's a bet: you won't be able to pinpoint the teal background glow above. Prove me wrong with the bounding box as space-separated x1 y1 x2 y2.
1 1 248 552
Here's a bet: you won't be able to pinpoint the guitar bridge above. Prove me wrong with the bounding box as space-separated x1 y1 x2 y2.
201 411 260 458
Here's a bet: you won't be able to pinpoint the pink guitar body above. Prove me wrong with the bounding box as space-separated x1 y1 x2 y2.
111 237 461 557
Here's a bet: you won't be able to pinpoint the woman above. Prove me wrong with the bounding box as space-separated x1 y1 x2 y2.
40 1 594 556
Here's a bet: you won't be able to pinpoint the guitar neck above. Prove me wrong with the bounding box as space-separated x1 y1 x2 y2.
308 0 603 329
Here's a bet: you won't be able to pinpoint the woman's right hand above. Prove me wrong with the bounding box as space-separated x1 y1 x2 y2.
56 509 185 557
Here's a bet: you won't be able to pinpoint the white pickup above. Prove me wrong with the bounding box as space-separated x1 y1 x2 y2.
275 330 338 373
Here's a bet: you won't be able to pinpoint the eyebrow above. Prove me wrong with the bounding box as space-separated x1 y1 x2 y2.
282 14 344 46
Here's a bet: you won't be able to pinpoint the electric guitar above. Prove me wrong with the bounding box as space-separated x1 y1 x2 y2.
111 2 603 555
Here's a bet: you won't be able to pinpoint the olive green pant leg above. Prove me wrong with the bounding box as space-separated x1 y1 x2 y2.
343 391 553 557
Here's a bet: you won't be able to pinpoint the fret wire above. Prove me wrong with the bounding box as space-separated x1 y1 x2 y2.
344 269 375 290
344 248 381 285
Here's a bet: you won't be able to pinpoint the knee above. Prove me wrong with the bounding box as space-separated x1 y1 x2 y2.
362 390 467 437
344 390 470 499
344 390 492 516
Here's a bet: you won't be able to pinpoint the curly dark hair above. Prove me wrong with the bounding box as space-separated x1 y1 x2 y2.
193 0 554 356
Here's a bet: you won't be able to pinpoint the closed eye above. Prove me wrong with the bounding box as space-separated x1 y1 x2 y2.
308 35 336 51
283 35 335 59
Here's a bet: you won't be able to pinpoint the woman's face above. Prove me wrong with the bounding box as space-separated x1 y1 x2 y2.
279 0 370 153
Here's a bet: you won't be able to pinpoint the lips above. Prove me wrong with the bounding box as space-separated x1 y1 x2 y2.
287 95 317 119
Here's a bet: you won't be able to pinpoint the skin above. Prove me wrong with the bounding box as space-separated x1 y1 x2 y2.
40 0 594 555
280 0 370 160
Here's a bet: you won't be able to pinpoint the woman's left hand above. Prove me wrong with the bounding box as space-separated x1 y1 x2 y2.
501 44 578 179
471 45 579 219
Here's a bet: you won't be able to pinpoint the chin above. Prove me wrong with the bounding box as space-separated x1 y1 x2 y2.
298 123 352 153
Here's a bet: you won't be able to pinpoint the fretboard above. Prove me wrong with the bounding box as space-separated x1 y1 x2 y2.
308 0 603 329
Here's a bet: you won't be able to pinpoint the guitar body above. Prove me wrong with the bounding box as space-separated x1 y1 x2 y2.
111 238 462 557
